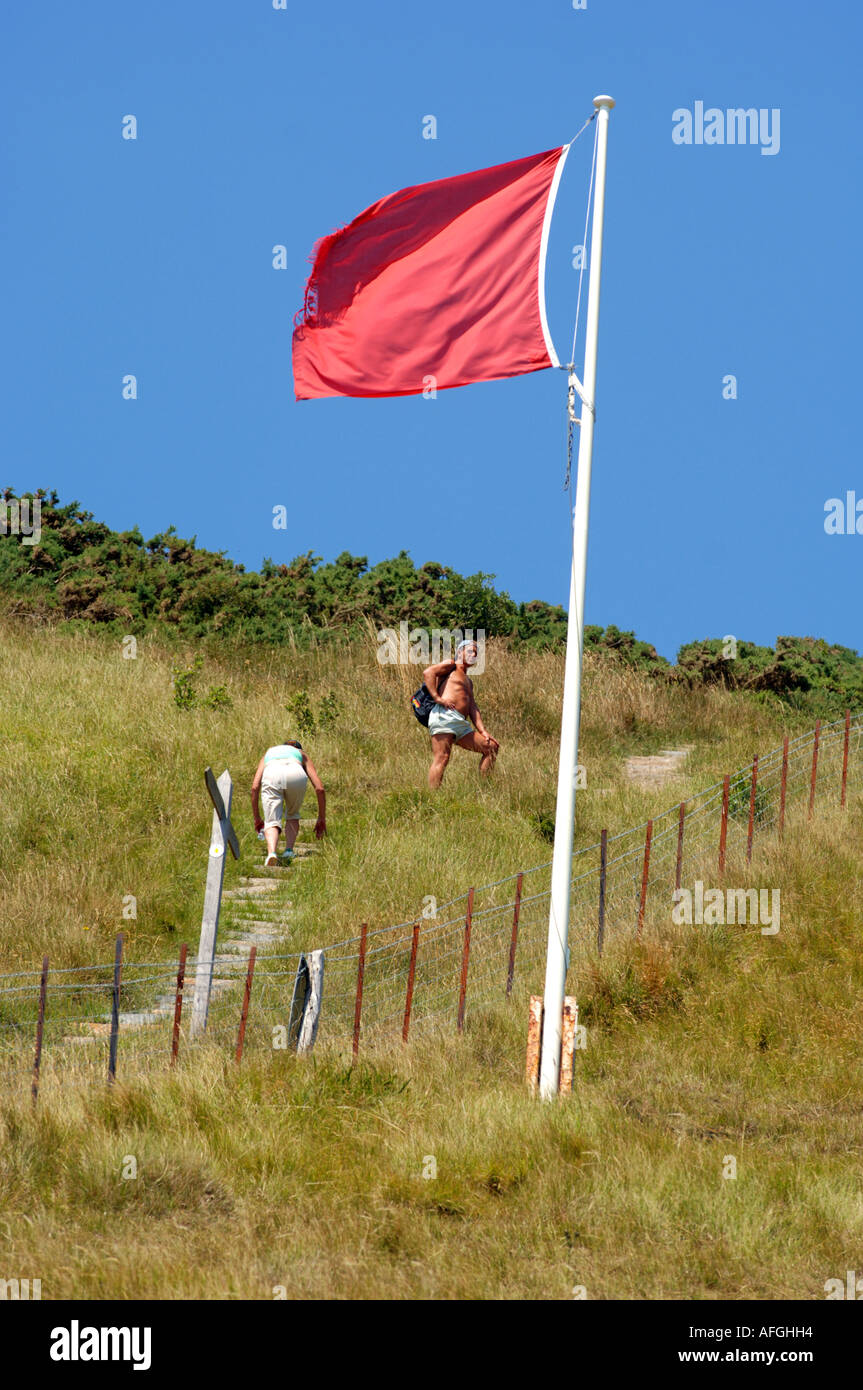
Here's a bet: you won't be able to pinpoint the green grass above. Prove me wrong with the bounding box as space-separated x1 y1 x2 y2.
0 616 861 1299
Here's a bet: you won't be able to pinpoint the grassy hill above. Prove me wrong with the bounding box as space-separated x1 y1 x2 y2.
3 487 863 714
1 609 862 1299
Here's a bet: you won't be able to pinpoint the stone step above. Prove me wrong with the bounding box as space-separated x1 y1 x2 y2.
117 1008 173 1029
227 911 291 923
230 926 284 940
223 937 281 954
223 886 277 900
186 966 246 984
226 919 287 929
58 827 309 1050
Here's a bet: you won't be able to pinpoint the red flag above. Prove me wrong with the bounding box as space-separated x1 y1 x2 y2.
292 146 569 400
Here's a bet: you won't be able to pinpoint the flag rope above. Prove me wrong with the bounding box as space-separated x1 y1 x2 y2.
568 114 599 371
564 114 599 497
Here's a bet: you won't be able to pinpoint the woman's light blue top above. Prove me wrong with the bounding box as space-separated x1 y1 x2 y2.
264 744 304 765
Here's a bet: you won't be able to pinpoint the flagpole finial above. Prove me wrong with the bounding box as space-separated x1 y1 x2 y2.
593 94 615 110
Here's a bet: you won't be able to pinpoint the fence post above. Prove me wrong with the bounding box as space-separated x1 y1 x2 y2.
402 921 420 1043
841 709 851 808
297 950 325 1055
457 888 474 1033
352 924 368 1060
718 776 730 875
746 754 759 864
598 830 607 955
675 803 685 895
171 944 187 1066
809 719 821 820
108 933 123 1084
779 736 789 838
525 996 543 1093
235 945 257 1065
31 955 48 1108
190 769 239 1040
559 997 578 1095
636 820 652 937
506 874 523 996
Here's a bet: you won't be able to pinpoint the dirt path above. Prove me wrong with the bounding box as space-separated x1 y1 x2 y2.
624 745 694 790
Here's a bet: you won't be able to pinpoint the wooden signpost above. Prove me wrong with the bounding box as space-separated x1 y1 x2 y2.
190 768 240 1039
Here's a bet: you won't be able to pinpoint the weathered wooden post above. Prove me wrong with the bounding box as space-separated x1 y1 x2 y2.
296 950 324 1054
525 996 543 1093
190 768 240 1040
559 997 578 1095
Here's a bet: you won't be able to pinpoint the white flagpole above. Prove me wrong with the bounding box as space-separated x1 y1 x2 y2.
538 94 615 1100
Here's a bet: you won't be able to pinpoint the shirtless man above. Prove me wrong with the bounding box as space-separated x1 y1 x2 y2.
423 639 500 789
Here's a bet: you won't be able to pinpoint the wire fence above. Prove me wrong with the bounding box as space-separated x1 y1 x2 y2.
1 711 859 1095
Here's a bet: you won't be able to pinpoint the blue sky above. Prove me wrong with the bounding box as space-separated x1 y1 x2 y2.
2 0 860 660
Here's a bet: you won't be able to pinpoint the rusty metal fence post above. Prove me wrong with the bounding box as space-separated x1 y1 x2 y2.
171 944 187 1066
809 719 821 819
718 776 730 874
457 889 474 1032
402 920 420 1042
841 709 851 807
108 933 123 1084
352 923 368 1060
235 945 257 1065
506 874 523 996
746 755 758 864
598 829 607 954
675 803 685 895
636 820 652 937
779 736 789 837
31 955 48 1107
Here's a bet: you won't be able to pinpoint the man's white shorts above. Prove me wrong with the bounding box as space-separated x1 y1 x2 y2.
428 705 474 741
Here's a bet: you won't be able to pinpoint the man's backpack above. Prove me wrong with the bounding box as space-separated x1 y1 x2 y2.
411 684 437 727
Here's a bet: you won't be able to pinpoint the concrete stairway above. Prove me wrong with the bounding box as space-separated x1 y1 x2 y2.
109 842 319 1033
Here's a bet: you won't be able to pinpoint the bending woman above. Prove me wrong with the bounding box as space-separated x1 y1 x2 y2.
251 740 326 867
